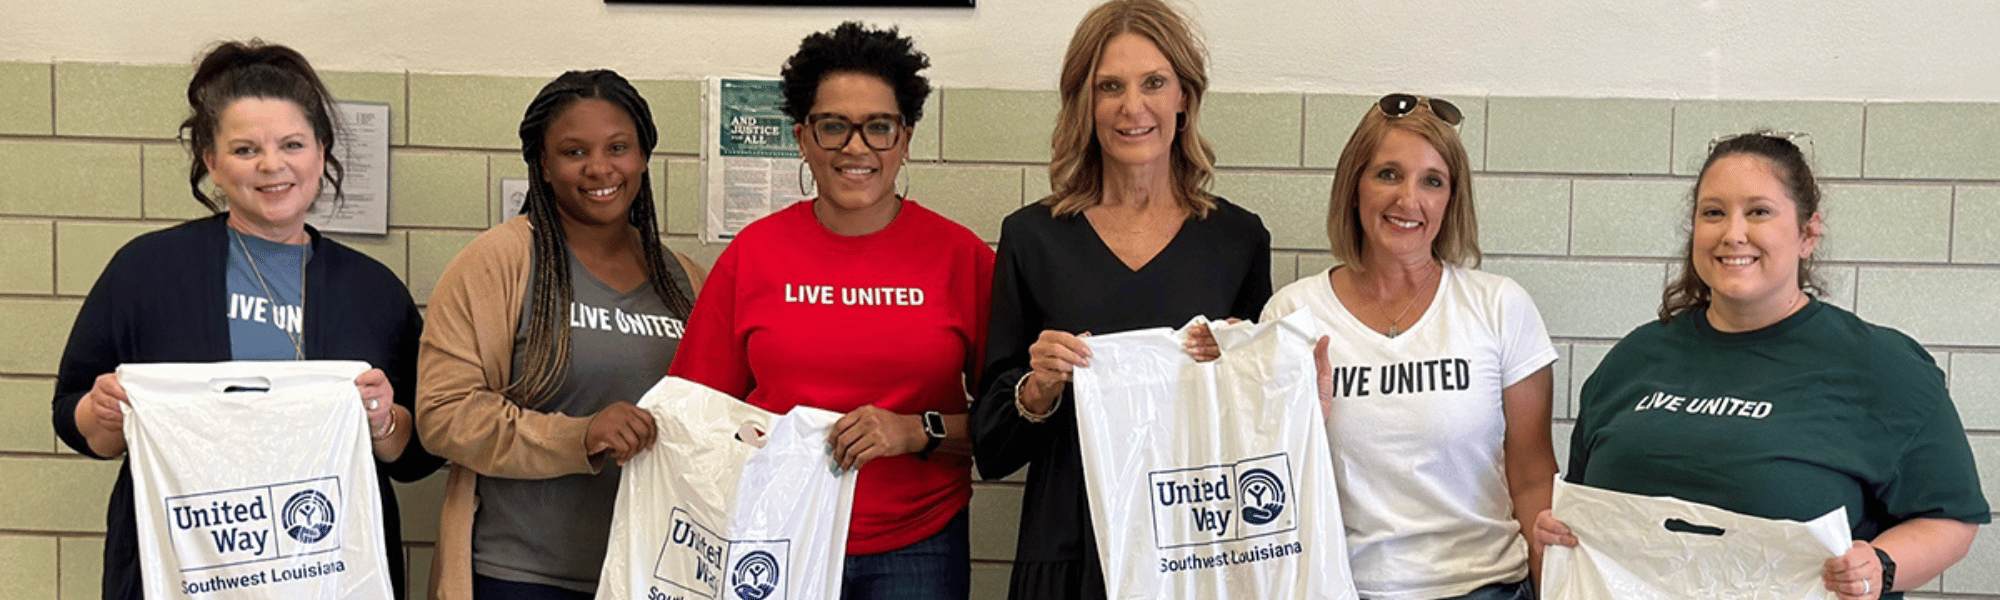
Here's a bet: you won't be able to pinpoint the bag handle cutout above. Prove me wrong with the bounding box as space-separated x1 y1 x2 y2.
209 376 274 393
735 422 768 448
1663 518 1726 536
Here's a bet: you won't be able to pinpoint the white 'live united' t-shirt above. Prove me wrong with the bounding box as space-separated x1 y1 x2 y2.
1260 266 1557 600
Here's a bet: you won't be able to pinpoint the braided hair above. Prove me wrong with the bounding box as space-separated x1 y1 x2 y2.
181 39 344 211
506 70 695 406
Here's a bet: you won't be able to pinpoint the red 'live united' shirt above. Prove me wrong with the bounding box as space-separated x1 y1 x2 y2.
669 199 993 555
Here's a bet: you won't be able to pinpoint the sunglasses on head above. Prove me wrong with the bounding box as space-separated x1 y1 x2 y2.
1377 93 1462 126
1706 130 1815 162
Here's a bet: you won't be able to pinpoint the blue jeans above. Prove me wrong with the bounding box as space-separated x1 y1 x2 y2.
1437 578 1535 600
841 508 971 600
473 574 594 600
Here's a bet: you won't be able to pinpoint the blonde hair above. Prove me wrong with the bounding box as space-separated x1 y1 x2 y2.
1325 101 1480 271
1043 0 1217 218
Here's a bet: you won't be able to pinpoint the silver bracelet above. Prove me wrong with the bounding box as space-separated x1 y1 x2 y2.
1014 373 1061 423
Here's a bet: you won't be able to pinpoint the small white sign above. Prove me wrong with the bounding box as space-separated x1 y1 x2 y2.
500 178 531 225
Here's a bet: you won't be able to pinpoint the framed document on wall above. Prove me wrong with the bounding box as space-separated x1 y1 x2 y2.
700 77 801 243
610 0 970 5
305 101 391 235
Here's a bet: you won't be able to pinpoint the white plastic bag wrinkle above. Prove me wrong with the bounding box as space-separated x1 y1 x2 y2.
1073 311 1358 600
1541 478 1849 600
121 360 390 600
596 377 856 600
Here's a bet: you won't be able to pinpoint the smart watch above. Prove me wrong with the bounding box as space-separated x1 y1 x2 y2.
916 411 946 460
1873 546 1896 594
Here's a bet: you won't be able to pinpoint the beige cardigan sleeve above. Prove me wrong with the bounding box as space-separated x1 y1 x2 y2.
414 216 597 479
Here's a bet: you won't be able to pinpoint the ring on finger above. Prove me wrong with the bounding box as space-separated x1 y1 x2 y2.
1862 580 1869 595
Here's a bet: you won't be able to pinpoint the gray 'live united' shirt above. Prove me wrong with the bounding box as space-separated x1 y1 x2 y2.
472 249 692 593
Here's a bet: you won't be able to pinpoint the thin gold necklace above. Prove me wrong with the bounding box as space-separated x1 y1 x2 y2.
1377 265 1440 338
231 229 306 360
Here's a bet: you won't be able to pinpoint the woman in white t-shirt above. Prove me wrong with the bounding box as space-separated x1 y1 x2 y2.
1261 94 1558 600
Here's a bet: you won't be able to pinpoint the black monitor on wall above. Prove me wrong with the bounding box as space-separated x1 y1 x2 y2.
609 0 972 6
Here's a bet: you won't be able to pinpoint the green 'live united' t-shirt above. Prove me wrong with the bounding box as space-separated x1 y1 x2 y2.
1568 299 1989 550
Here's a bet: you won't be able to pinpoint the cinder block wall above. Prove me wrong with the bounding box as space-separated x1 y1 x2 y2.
1 62 1995 599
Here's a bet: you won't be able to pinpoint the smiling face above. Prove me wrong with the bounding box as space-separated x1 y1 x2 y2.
1691 153 1821 314
541 98 647 231
795 72 908 230
204 97 325 242
1354 127 1452 263
1091 32 1184 170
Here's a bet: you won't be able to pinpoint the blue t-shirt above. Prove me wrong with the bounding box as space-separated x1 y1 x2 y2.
225 230 311 360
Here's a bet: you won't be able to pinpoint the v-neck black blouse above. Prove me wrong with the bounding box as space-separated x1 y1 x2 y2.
972 198 1272 599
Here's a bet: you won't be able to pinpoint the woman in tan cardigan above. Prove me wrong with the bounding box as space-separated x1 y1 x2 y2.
415 70 706 600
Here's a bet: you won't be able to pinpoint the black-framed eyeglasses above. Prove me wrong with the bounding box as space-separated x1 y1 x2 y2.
1377 94 1463 126
806 114 904 151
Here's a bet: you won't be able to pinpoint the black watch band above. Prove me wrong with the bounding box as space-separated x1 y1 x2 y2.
1873 546 1896 593
916 411 945 460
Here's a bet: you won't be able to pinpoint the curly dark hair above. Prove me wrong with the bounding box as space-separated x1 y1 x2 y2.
778 21 932 126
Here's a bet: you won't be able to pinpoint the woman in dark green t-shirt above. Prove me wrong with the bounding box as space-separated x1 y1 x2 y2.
1535 133 1988 600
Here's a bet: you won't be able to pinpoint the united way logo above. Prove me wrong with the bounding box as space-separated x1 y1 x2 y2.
1237 468 1286 525
1148 453 1298 548
731 550 780 600
281 490 336 544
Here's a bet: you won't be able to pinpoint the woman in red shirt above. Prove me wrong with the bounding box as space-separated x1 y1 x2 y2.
669 21 993 600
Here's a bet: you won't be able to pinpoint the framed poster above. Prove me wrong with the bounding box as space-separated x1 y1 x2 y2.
609 0 970 5
305 101 391 235
700 77 803 243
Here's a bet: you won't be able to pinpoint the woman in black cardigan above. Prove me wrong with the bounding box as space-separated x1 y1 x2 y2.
50 39 443 599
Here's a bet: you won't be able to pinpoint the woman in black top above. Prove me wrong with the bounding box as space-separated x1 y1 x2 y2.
969 1 1271 598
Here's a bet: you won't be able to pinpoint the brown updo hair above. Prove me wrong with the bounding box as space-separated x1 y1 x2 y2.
1660 132 1826 321
180 39 343 212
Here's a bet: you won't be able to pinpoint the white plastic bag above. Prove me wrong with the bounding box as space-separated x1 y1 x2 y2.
121 360 390 600
597 377 856 600
1073 310 1357 600
1541 478 1850 600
